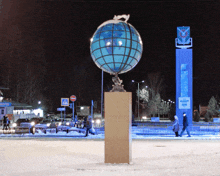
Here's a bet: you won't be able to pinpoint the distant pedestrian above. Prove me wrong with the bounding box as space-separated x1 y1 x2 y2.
172 115 179 137
179 112 191 137
3 115 7 130
6 117 10 130
85 116 95 137
83 116 87 128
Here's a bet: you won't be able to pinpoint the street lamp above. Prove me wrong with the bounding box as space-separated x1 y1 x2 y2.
101 70 104 120
132 80 144 121
38 101 41 110
0 91 3 102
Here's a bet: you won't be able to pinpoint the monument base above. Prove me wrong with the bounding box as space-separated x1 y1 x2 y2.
104 92 132 164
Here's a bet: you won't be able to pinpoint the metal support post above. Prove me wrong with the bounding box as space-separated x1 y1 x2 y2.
138 83 140 121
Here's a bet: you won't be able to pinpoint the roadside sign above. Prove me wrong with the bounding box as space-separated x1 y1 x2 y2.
0 102 12 107
70 95 77 102
69 103 73 109
57 108 65 111
61 98 69 106
179 97 190 109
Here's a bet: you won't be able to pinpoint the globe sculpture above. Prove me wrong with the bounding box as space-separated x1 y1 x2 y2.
90 14 143 92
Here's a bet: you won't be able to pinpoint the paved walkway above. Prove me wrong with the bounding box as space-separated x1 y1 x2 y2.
0 138 220 176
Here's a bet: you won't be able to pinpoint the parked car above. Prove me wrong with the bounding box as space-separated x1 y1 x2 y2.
30 117 44 125
12 118 35 134
35 118 53 134
35 118 64 133
50 118 69 133
75 119 85 128
51 117 81 133
61 116 75 127
46 112 59 119
12 119 30 127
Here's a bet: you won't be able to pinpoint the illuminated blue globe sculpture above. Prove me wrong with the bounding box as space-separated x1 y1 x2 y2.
90 15 143 92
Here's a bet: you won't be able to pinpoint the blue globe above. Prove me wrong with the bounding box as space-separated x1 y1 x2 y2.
90 20 143 75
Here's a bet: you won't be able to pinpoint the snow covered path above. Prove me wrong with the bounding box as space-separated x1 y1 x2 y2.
0 138 220 176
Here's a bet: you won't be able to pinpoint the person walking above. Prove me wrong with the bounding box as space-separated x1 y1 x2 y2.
179 112 191 137
3 115 7 130
85 116 95 137
85 116 92 137
6 116 10 130
172 115 179 137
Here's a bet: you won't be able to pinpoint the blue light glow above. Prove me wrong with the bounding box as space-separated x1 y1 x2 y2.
90 22 143 74
176 49 193 125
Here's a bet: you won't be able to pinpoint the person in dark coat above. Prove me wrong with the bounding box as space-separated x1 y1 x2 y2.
83 116 87 128
172 115 179 137
6 117 10 130
179 112 191 137
3 115 7 130
85 116 93 137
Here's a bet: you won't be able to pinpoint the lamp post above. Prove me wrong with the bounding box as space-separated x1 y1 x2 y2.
132 80 144 121
0 92 3 102
101 70 104 120
38 101 41 109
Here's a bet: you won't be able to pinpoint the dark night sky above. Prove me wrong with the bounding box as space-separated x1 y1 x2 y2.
1 0 220 111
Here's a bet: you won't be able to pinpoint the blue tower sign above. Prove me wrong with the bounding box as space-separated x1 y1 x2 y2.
176 26 192 49
175 26 193 125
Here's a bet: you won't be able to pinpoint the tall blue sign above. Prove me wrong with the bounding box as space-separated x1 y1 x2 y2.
175 26 193 125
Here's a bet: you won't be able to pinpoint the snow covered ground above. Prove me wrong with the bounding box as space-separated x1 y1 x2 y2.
0 126 220 175
0 138 220 176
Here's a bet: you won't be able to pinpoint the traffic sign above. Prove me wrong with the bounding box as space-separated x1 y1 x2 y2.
57 107 65 111
0 102 11 107
69 103 73 109
70 95 77 102
61 98 69 106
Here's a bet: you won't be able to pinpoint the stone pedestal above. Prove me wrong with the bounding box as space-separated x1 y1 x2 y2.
104 92 132 164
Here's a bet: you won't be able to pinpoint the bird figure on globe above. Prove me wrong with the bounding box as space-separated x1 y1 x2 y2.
90 14 143 92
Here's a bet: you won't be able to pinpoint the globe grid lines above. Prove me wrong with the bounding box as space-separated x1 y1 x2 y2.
91 42 142 56
118 22 133 74
119 22 128 72
90 21 143 75
91 48 141 74
97 25 113 73
111 23 116 73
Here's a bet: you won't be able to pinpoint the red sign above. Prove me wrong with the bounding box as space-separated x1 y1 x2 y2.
70 95 77 102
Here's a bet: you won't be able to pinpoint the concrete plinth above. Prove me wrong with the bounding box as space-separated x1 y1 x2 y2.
104 92 132 164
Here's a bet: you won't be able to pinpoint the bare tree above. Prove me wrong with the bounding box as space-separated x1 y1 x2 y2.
147 72 164 99
135 72 167 118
